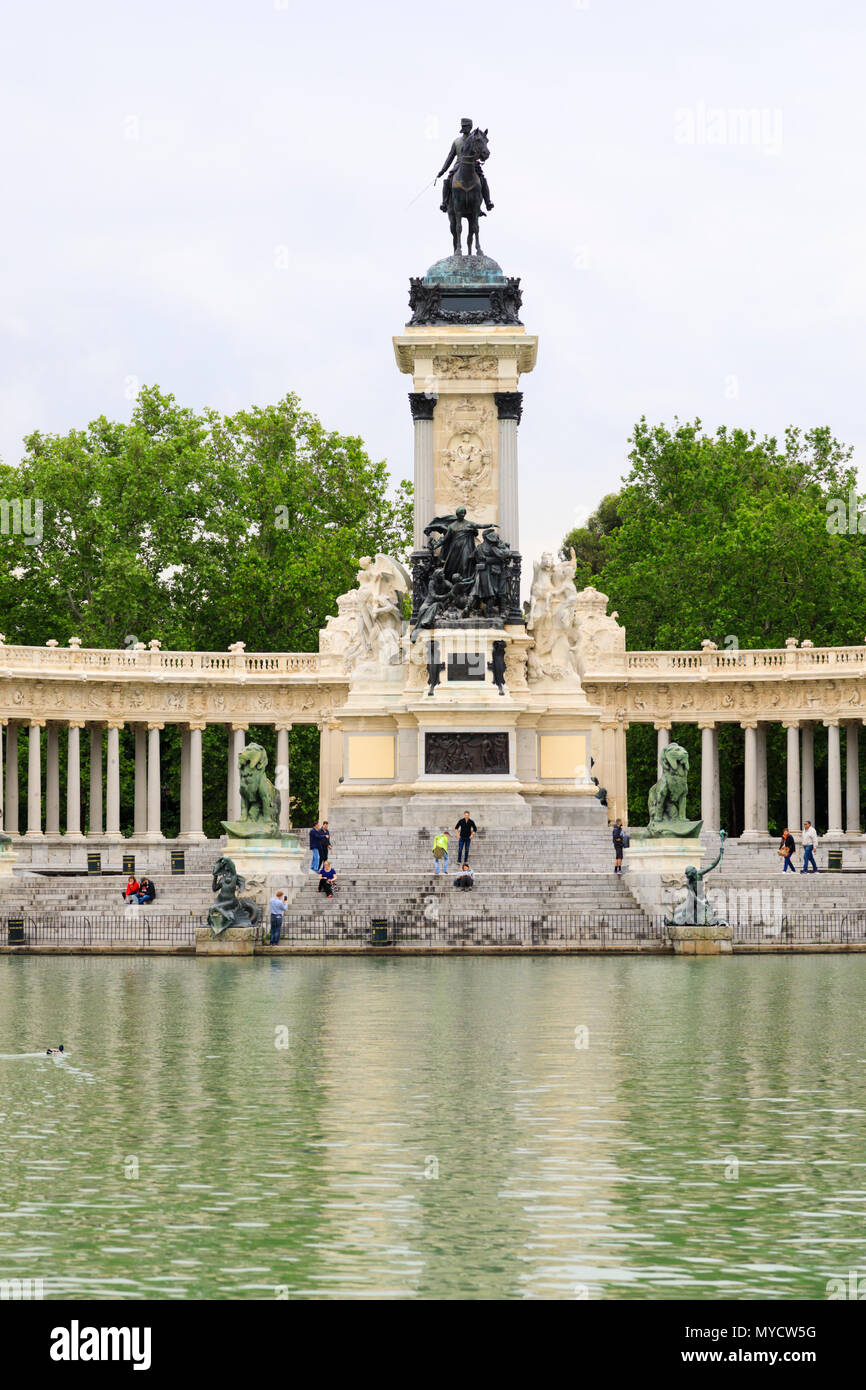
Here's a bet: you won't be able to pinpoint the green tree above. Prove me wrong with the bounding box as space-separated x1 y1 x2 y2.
561 492 623 586
0 386 413 827
563 419 865 831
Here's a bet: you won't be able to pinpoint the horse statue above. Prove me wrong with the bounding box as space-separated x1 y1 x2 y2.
449 127 490 257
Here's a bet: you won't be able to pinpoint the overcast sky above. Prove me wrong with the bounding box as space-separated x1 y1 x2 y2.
2 0 865 571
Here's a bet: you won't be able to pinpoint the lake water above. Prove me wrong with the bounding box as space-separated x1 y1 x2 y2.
1 954 865 1300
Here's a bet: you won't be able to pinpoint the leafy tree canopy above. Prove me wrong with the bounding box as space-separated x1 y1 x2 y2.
562 418 863 651
0 385 413 653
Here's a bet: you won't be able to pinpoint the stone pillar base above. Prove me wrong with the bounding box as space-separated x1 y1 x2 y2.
668 924 733 956
195 925 256 956
0 844 18 876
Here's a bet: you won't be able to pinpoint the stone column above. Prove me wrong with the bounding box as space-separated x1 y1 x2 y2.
88 724 103 837
756 726 768 834
825 720 843 835
655 723 671 778
65 723 84 839
5 721 18 836
134 725 147 836
45 723 60 835
105 723 122 839
495 391 523 549
0 720 4 832
318 720 344 822
600 719 629 824
783 722 801 832
846 721 860 835
276 725 291 831
227 725 247 822
801 722 816 827
186 723 206 841
25 720 44 838
699 722 718 831
146 723 163 840
741 722 759 838
179 726 190 837
409 393 436 550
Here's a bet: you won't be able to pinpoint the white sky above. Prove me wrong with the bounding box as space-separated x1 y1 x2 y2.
1 0 865 570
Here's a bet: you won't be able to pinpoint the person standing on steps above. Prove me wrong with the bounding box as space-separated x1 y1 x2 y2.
779 827 797 871
432 829 450 875
455 811 477 865
309 821 329 874
801 821 819 874
612 819 626 874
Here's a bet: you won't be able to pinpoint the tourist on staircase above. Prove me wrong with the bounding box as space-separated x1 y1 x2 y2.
612 819 626 874
779 828 797 871
455 811 477 865
455 864 474 891
801 822 819 874
309 821 329 874
318 861 337 898
432 830 450 875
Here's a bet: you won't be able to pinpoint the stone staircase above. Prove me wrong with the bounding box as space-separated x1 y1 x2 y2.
0 826 649 926
285 826 646 922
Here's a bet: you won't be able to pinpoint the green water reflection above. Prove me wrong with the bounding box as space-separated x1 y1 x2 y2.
1 955 865 1299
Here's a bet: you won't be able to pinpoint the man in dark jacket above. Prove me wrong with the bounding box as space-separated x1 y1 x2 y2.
780 829 796 871
309 822 326 874
612 819 625 874
455 811 477 864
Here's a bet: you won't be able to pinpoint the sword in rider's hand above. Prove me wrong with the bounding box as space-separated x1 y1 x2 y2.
406 178 437 209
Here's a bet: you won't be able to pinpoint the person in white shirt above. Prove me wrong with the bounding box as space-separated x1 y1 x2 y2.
801 821 819 874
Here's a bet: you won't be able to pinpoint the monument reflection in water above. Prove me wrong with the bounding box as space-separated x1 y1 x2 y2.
2 954 865 1301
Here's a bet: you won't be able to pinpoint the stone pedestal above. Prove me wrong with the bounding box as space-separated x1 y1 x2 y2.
668 923 734 956
625 837 706 921
195 925 256 956
222 834 303 881
0 841 18 876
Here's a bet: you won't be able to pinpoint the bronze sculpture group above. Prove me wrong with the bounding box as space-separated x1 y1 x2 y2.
411 508 512 640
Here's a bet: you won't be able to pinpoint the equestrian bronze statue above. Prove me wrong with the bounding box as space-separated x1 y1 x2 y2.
436 119 492 257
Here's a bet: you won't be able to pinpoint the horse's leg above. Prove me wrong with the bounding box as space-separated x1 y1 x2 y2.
450 207 460 254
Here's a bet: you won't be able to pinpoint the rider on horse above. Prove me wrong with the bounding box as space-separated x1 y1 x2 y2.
437 117 494 216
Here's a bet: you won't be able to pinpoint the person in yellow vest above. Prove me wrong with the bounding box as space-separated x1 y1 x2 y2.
432 830 450 876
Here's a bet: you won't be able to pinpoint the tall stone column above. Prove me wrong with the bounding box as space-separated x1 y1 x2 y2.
846 722 860 835
66 723 84 839
699 722 718 831
756 726 768 833
655 723 671 778
5 721 18 836
801 722 816 827
495 391 522 549
409 393 436 550
227 725 247 822
783 722 801 832
146 723 163 840
825 720 843 835
105 723 122 839
185 724 206 841
25 720 44 838
88 724 103 837
45 723 61 835
276 725 291 831
600 719 629 824
318 720 344 822
742 722 759 838
134 724 147 835
179 726 190 837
